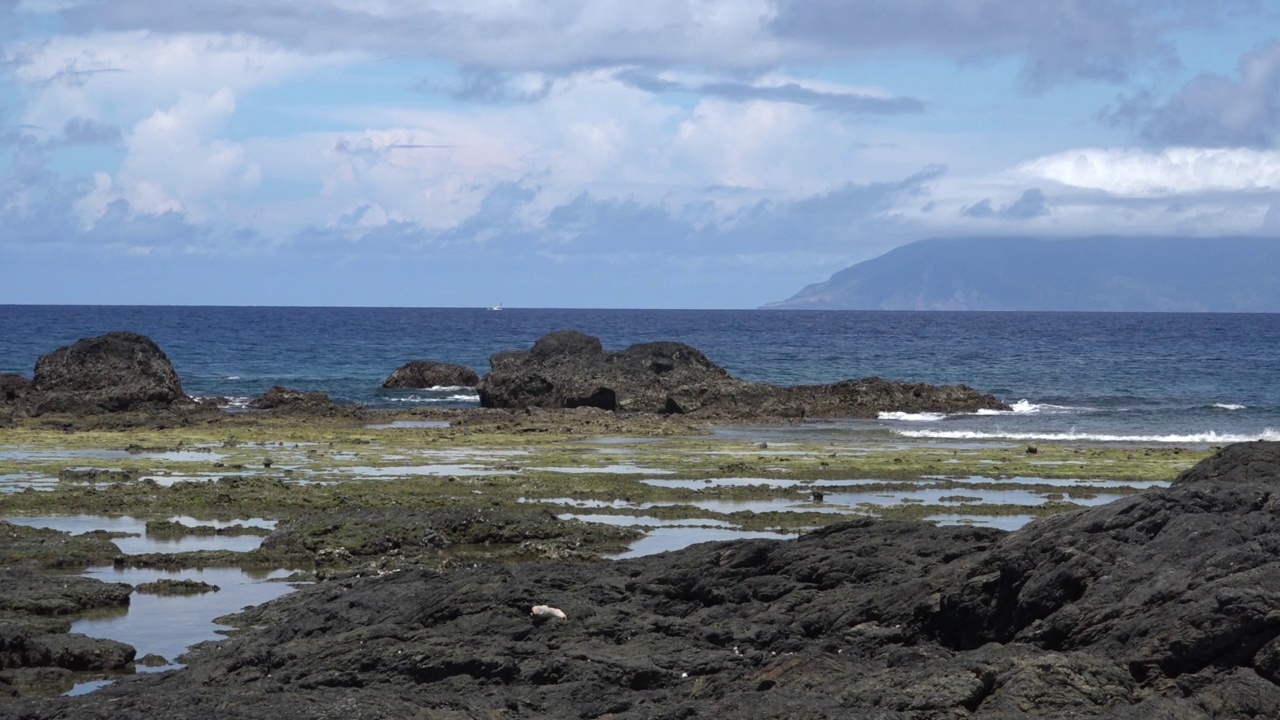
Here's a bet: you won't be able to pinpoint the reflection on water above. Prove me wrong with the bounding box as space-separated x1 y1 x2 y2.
0 473 58 493
610 527 799 560
529 464 675 475
4 515 274 554
0 449 226 462
338 464 513 477
73 566 300 673
926 514 1039 531
557 513 734 528
64 679 115 696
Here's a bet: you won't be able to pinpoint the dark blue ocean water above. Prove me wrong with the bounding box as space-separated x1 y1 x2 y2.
2 306 1278 444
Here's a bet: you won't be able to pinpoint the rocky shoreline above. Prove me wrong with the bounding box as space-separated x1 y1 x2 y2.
0 442 1277 717
4 329 1261 716
0 329 1008 427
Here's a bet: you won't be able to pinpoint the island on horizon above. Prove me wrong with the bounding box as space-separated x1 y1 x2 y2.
764 236 1280 312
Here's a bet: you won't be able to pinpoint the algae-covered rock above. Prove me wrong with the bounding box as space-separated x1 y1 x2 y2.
13 442 1280 718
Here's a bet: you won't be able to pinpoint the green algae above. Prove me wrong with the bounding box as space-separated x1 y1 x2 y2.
0 413 1212 547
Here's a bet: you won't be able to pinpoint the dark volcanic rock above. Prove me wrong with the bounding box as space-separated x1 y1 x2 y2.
0 374 30 404
478 329 1008 418
0 624 135 673
0 522 122 570
17 442 1280 718
0 570 132 617
382 360 479 389
248 386 345 416
0 570 135 697
27 332 187 415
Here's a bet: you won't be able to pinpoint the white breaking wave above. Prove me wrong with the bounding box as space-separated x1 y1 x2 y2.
388 394 480 403
193 395 251 409
976 399 1087 416
894 428 1280 444
878 411 947 422
428 385 474 392
1213 403 1246 411
224 375 241 381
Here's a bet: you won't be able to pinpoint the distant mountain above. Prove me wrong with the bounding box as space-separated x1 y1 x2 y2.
764 236 1280 311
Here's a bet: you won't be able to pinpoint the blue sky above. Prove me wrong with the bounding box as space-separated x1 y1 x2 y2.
3 0 1280 308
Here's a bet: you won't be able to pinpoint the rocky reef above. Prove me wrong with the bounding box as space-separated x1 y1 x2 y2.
478 330 1009 418
10 441 1280 718
382 360 479 389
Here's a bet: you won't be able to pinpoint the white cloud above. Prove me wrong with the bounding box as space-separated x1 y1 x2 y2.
1019 147 1280 196
76 89 261 224
5 31 353 135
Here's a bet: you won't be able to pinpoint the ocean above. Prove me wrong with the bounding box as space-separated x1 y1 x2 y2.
2 305 1278 445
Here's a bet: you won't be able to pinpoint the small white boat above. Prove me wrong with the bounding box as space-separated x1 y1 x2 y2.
489 303 503 311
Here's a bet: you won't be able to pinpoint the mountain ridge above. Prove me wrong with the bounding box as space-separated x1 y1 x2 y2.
764 236 1280 311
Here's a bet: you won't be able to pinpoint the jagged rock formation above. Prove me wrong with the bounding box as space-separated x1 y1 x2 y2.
477 329 1008 417
13 442 1280 717
382 360 479 389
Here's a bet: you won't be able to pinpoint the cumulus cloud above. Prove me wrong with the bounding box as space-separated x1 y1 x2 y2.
1020 147 1280 196
1103 41 1280 148
4 31 352 135
71 88 262 228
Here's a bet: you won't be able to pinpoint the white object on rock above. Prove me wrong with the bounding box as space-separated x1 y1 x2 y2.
531 604 567 619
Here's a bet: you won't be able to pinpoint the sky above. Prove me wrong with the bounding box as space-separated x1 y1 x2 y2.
3 0 1280 308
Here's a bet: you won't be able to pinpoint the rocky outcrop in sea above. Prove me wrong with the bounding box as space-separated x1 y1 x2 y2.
25 331 187 415
13 442 1280 718
478 329 1009 417
382 360 479 389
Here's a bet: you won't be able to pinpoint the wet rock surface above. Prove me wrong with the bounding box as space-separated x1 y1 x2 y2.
382 360 479 389
0 522 122 570
133 579 219 596
8 441 1280 718
259 507 641 568
0 571 132 617
0 570 136 696
478 330 1008 418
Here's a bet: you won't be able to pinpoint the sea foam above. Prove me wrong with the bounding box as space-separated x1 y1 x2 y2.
877 412 947 422
1212 403 1246 411
975 399 1086 416
387 393 480 403
893 428 1280 444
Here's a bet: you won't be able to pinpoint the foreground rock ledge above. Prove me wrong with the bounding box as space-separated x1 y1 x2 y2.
478 329 1009 417
14 441 1280 718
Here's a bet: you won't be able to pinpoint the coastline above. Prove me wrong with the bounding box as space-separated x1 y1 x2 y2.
0 405 1265 715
